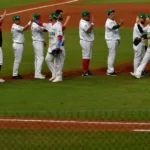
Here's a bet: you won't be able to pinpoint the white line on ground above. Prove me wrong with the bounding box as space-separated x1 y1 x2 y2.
0 118 150 125
6 0 79 16
133 129 150 132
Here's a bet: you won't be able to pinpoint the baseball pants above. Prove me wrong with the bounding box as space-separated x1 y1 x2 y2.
0 30 3 66
45 47 64 79
80 40 93 59
106 40 119 73
0 47 3 66
135 47 150 77
12 43 24 76
33 41 44 76
133 42 145 73
54 46 66 77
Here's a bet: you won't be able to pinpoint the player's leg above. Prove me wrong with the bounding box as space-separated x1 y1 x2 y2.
134 47 150 78
106 40 119 76
0 30 4 83
33 41 45 79
52 55 62 82
12 43 24 79
0 47 4 83
80 40 93 76
45 50 56 81
133 43 145 73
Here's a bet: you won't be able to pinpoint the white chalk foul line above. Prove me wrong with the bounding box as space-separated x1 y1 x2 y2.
0 118 150 125
6 0 79 16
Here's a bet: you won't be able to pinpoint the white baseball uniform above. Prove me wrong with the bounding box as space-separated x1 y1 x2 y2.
11 23 24 76
43 22 63 80
133 23 146 73
105 18 120 74
79 19 94 59
55 21 66 77
134 25 150 78
0 23 3 66
31 22 45 77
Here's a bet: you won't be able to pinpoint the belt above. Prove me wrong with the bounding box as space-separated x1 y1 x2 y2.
14 42 24 44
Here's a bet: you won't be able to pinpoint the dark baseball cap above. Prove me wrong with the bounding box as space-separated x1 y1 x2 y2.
138 13 146 18
13 15 20 20
33 13 40 19
107 9 115 15
82 10 90 17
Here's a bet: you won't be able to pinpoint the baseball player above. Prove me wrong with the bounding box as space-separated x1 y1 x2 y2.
131 15 150 78
55 9 71 78
131 13 147 75
0 10 6 83
11 15 32 79
31 13 46 79
79 10 94 76
105 9 124 76
34 12 63 82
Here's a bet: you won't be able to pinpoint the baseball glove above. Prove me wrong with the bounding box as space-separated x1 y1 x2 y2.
50 48 62 58
133 37 141 46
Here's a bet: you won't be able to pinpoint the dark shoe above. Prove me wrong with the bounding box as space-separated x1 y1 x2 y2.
82 71 93 76
142 71 148 76
12 74 23 79
87 70 93 76
106 72 117 76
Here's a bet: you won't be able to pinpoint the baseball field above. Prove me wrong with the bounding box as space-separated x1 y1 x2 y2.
0 0 150 149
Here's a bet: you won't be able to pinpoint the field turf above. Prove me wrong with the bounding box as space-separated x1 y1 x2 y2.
0 0 49 9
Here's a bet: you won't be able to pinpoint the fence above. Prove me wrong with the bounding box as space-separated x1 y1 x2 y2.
0 110 150 150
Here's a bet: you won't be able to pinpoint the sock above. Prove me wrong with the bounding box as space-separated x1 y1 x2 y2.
0 65 1 71
82 59 88 72
87 59 90 71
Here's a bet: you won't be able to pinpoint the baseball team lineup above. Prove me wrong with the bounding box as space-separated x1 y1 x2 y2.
0 8 150 83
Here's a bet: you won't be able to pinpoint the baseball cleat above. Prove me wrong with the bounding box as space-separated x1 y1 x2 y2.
52 77 62 82
12 74 23 79
49 75 56 81
34 75 45 79
130 72 141 78
106 72 117 76
0 78 5 83
82 71 93 76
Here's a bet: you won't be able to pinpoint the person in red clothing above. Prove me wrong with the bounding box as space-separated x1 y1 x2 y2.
0 10 6 83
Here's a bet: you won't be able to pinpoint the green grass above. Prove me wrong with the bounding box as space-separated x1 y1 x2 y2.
1 28 150 119
0 0 49 9
0 129 150 150
78 0 150 4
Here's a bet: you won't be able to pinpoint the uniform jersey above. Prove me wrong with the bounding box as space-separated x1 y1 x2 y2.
133 23 145 42
11 24 24 44
43 22 63 47
143 24 150 34
57 21 65 43
31 22 44 42
105 18 120 40
79 19 94 42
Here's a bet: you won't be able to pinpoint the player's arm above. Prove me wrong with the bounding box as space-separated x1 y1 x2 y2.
0 10 6 24
23 20 33 31
86 15 95 33
62 16 71 31
56 25 63 49
112 19 124 30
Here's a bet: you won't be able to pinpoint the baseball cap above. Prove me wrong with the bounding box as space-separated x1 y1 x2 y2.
33 13 40 19
138 13 146 18
107 9 115 15
82 10 90 17
50 12 58 19
13 15 20 20
147 14 150 19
